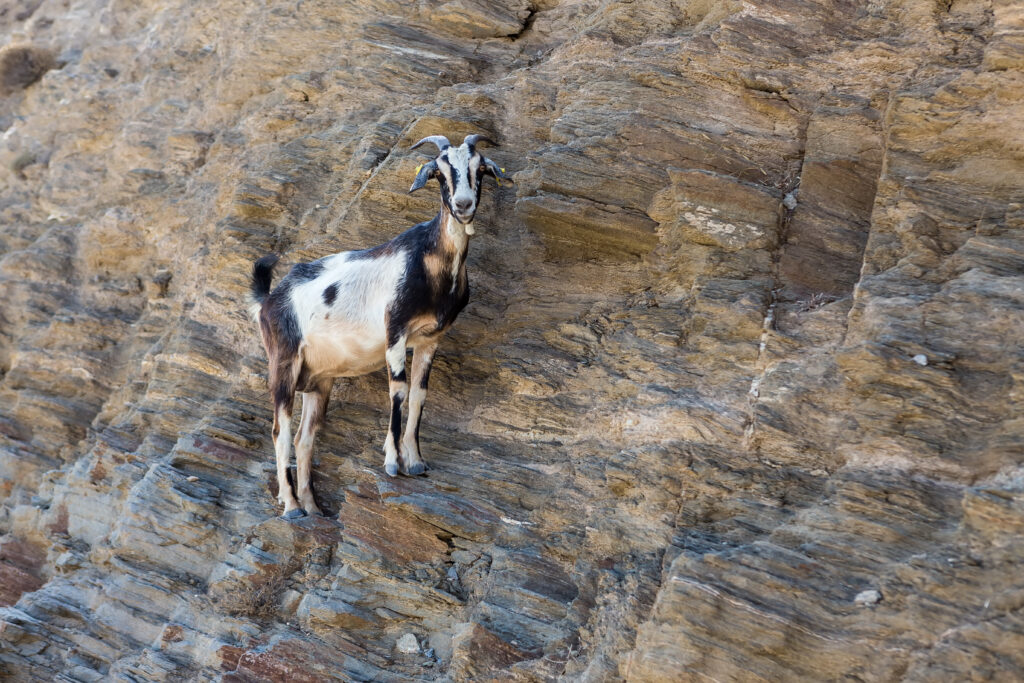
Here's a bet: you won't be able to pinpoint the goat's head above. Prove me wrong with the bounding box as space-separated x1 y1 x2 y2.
409 133 510 226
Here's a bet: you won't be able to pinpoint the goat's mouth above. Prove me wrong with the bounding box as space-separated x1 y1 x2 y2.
454 210 475 224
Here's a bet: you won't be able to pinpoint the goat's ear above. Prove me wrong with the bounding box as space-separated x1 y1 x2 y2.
409 160 438 193
482 158 512 181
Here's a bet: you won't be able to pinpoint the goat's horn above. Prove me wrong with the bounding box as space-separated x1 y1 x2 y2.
464 134 497 149
410 135 451 152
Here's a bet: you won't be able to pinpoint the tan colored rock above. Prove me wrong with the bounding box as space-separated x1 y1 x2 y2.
0 0 1023 680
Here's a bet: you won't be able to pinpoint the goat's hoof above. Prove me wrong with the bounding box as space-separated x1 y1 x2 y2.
282 508 307 520
385 462 399 477
406 462 426 476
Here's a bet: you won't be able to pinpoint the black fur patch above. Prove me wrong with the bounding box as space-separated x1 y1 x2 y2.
261 257 329 360
262 280 303 358
322 282 338 307
289 260 325 282
383 213 470 347
251 254 280 303
439 175 454 216
274 376 294 408
389 395 403 444
295 363 312 393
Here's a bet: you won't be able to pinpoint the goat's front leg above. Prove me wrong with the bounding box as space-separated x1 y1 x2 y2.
383 333 408 477
401 340 438 476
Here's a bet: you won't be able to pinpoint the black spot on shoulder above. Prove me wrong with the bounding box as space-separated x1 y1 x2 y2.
322 282 338 306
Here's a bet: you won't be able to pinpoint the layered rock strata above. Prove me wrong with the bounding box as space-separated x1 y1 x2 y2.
1 0 1022 680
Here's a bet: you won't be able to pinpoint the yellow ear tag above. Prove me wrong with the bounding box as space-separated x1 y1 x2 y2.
415 163 424 174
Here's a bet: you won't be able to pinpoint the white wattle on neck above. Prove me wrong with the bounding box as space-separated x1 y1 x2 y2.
443 212 473 249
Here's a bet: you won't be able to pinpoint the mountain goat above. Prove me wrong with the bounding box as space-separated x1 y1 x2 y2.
250 134 509 518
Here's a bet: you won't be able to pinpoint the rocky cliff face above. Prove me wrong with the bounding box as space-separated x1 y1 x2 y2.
1 0 1022 680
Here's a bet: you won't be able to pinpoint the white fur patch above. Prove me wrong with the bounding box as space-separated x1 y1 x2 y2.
446 144 476 210
450 251 461 293
386 336 407 376
447 144 471 174
291 252 404 332
288 250 407 377
443 213 470 252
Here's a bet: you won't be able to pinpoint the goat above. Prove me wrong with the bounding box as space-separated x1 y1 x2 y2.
249 133 510 518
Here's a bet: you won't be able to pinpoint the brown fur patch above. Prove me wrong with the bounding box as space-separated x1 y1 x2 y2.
407 312 441 340
423 209 469 292
423 248 449 287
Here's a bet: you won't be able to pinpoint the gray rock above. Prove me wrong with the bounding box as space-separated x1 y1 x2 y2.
0 1 1022 682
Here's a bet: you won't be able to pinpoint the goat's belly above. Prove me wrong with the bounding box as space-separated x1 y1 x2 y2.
302 331 385 378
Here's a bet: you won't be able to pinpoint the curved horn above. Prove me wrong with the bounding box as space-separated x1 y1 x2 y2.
410 135 451 153
464 134 497 149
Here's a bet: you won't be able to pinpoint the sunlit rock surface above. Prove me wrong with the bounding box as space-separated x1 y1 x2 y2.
1 0 1023 680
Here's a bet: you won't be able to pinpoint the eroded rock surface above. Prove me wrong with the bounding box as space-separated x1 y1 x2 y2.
1 0 1022 680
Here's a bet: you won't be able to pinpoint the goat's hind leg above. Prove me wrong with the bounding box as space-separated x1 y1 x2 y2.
274 406 305 519
293 379 331 516
271 370 304 519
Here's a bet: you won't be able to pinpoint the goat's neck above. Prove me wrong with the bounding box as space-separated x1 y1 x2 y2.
439 208 472 261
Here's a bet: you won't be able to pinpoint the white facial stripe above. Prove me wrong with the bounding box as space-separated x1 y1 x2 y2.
447 144 471 172
446 144 475 207
469 155 481 190
437 158 453 191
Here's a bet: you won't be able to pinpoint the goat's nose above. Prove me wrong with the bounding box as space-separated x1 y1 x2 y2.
455 198 473 212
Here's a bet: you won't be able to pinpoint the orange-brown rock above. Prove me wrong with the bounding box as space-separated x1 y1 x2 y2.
1 0 1023 680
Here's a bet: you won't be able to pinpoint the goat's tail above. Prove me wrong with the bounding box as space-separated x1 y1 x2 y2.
249 254 280 321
